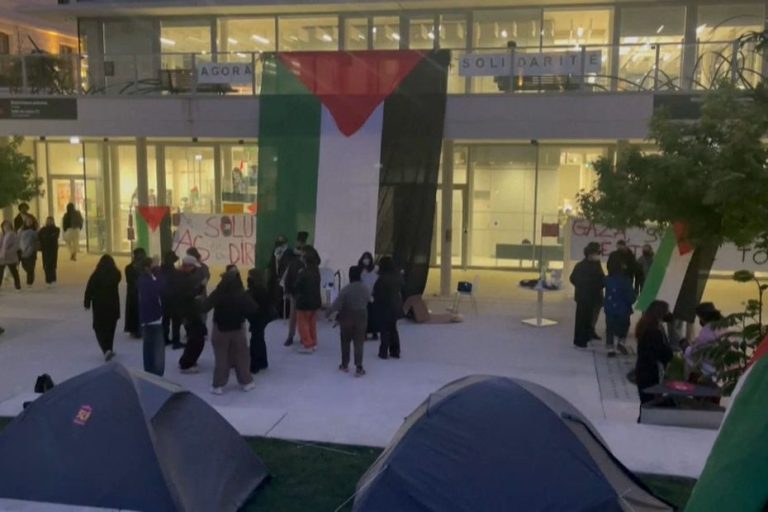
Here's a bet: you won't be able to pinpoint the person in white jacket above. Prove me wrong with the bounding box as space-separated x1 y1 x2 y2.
0 220 21 291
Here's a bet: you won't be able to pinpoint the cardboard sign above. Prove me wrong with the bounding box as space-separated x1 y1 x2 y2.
568 218 768 273
172 214 256 267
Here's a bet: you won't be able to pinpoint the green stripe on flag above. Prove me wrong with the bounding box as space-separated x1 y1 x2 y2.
256 56 322 268
636 229 676 311
136 215 149 254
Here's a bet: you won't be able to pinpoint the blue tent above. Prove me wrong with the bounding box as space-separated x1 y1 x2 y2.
0 363 268 511
353 376 673 512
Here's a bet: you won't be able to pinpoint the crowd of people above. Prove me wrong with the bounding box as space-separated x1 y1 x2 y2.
570 240 725 409
0 202 83 291
78 231 406 394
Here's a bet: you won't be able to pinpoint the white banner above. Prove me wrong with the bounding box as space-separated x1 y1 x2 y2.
172 213 256 267
459 50 602 77
196 62 253 85
568 218 768 273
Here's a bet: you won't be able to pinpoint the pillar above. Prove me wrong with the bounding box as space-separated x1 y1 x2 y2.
440 140 454 296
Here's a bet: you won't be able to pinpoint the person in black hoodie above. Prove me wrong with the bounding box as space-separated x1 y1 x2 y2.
635 300 674 405
124 247 146 338
84 255 122 361
373 256 404 359
247 268 274 373
38 217 60 286
295 245 322 354
160 251 184 349
570 242 605 349
202 266 258 394
177 255 207 373
607 240 640 291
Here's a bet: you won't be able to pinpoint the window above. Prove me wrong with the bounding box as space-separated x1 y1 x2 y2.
344 17 369 50
619 7 686 90
373 16 400 50
160 20 212 70
165 146 216 214
439 14 468 93
59 44 75 55
0 32 11 54
279 16 338 51
221 145 258 210
695 4 764 89
218 17 276 53
407 15 436 50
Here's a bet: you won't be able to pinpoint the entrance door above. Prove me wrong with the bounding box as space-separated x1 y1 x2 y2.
434 186 468 268
50 176 87 246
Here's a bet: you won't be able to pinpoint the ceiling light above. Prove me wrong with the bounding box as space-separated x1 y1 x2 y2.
576 26 584 38
656 25 664 34
251 34 270 45
392 33 401 41
500 29 508 38
194 154 203 161
428 31 435 40
696 24 707 34
372 27 377 35
321 33 333 42
69 136 80 144
227 37 238 45
160 37 176 47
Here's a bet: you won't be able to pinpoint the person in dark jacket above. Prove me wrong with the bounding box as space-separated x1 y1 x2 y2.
266 234 295 320
358 251 379 340
282 232 309 346
247 268 274 373
160 251 184 349
84 255 122 361
635 300 674 405
295 245 322 354
570 242 605 349
373 256 404 359
61 202 84 261
38 216 60 286
138 256 165 376
604 259 636 357
202 266 258 394
177 255 207 373
124 248 146 338
18 217 39 287
607 240 640 291
13 203 38 232
636 244 654 293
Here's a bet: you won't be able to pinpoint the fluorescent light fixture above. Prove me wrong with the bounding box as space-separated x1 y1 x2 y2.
500 29 508 38
69 136 80 144
576 26 584 38
251 34 270 45
656 25 664 34
392 33 401 41
194 154 203 161
427 31 435 40
697 24 707 34
160 37 176 47
372 27 377 35
321 33 333 42
227 37 238 45
78 157 85 164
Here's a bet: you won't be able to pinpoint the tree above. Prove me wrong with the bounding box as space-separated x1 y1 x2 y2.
578 83 768 249
0 137 42 209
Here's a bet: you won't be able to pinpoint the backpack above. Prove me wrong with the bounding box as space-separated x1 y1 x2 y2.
34 374 55 394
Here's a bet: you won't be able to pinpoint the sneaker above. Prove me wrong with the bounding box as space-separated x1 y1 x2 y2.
104 350 115 362
242 382 256 392
180 365 199 374
355 367 366 378
339 365 349 373
210 387 224 395
617 343 629 355
284 338 294 347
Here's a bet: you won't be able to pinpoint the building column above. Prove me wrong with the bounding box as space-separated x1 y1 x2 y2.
135 137 149 252
681 2 698 91
440 140 454 297
155 144 172 254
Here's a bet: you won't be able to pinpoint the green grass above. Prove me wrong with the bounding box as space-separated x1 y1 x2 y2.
0 417 696 511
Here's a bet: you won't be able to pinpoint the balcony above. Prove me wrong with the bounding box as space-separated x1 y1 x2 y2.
0 41 763 97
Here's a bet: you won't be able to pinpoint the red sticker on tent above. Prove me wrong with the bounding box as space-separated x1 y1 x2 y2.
138 206 170 233
73 405 93 426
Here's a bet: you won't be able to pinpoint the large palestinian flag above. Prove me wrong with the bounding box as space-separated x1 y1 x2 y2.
685 339 768 511
636 223 717 322
256 50 449 296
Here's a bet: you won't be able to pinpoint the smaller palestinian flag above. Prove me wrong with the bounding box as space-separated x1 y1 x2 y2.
685 338 768 510
135 206 169 257
636 223 716 322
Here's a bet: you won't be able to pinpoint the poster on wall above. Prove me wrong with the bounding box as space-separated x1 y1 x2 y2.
568 218 768 273
172 213 256 267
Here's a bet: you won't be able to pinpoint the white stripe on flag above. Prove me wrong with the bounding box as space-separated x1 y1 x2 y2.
655 246 694 310
313 104 384 274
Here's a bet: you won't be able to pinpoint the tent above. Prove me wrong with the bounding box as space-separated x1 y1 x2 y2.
353 375 673 512
0 363 268 512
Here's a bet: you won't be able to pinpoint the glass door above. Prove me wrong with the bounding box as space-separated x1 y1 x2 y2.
434 186 467 268
50 176 87 246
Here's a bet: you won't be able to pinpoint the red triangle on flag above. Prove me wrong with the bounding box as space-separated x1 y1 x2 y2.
138 206 170 233
673 222 695 255
277 51 426 137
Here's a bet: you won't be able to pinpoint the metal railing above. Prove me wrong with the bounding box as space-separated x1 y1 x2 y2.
0 40 762 97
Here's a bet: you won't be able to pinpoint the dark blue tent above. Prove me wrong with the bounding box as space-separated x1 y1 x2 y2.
353 376 673 512
0 363 268 511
